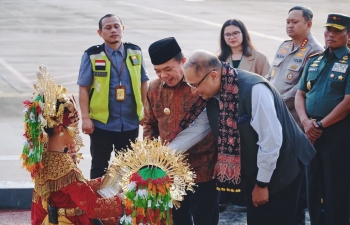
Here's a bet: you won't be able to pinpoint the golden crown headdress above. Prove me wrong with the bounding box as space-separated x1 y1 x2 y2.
21 65 83 178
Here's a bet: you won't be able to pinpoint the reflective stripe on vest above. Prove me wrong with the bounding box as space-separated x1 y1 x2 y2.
125 48 143 121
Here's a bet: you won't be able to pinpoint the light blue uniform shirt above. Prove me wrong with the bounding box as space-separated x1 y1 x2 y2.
77 43 149 131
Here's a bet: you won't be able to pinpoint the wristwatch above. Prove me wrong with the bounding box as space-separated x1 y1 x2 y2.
256 180 269 188
316 121 323 129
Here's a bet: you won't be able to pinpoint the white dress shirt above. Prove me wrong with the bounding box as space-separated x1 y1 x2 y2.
168 109 211 153
251 83 282 182
168 83 283 183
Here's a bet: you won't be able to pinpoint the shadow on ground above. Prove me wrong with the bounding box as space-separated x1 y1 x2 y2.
218 204 311 225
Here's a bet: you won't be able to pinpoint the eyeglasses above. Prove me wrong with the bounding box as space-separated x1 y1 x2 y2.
186 70 214 88
224 31 241 39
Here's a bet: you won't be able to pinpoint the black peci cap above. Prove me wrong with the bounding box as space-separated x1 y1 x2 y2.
324 13 350 30
148 37 182 65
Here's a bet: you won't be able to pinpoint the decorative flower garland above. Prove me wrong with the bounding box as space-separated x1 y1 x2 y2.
21 96 46 178
121 170 173 225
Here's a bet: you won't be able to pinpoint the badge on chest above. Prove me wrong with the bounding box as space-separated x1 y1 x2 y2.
116 86 126 101
331 62 348 73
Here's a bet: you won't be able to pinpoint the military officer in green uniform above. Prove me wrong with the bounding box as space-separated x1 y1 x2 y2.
295 13 350 225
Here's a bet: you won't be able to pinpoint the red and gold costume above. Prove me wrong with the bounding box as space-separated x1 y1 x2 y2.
143 79 217 183
31 152 122 225
21 65 123 225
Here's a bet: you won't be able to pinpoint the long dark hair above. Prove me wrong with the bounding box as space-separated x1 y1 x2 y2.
43 100 67 137
218 19 255 61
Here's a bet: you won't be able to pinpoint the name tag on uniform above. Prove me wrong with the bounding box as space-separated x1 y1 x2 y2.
331 62 348 73
308 67 318 72
93 72 108 77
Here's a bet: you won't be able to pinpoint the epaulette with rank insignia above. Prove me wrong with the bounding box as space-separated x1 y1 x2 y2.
306 51 324 62
279 39 292 47
85 44 103 52
308 51 323 58
85 44 105 55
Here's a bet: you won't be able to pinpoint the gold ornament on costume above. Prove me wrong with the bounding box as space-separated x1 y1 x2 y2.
34 152 86 199
164 108 171 115
98 164 123 198
33 66 79 129
108 138 196 203
307 81 312 90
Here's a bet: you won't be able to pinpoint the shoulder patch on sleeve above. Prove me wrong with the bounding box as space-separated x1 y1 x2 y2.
308 51 324 59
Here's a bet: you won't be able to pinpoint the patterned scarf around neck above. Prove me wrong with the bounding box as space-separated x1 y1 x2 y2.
168 62 241 190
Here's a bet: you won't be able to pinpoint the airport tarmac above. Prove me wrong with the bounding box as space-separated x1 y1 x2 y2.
0 0 347 223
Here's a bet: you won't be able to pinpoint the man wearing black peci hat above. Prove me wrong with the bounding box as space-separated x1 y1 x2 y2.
295 13 350 225
143 37 219 225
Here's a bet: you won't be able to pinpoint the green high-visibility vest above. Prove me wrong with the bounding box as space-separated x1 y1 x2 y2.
87 43 143 124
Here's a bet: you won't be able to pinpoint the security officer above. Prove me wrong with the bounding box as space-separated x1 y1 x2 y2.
267 6 323 128
78 14 149 179
295 13 350 225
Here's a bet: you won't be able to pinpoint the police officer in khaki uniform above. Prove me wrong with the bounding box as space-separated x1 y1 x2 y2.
267 6 323 128
267 7 324 225
295 13 350 225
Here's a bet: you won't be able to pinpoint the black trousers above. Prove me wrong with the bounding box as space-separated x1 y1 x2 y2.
307 119 350 225
219 176 247 206
246 168 305 225
89 127 139 179
173 179 219 225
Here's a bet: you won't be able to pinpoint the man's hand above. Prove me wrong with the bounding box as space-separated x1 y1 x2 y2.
252 185 269 207
139 117 145 126
302 119 322 144
82 117 94 135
